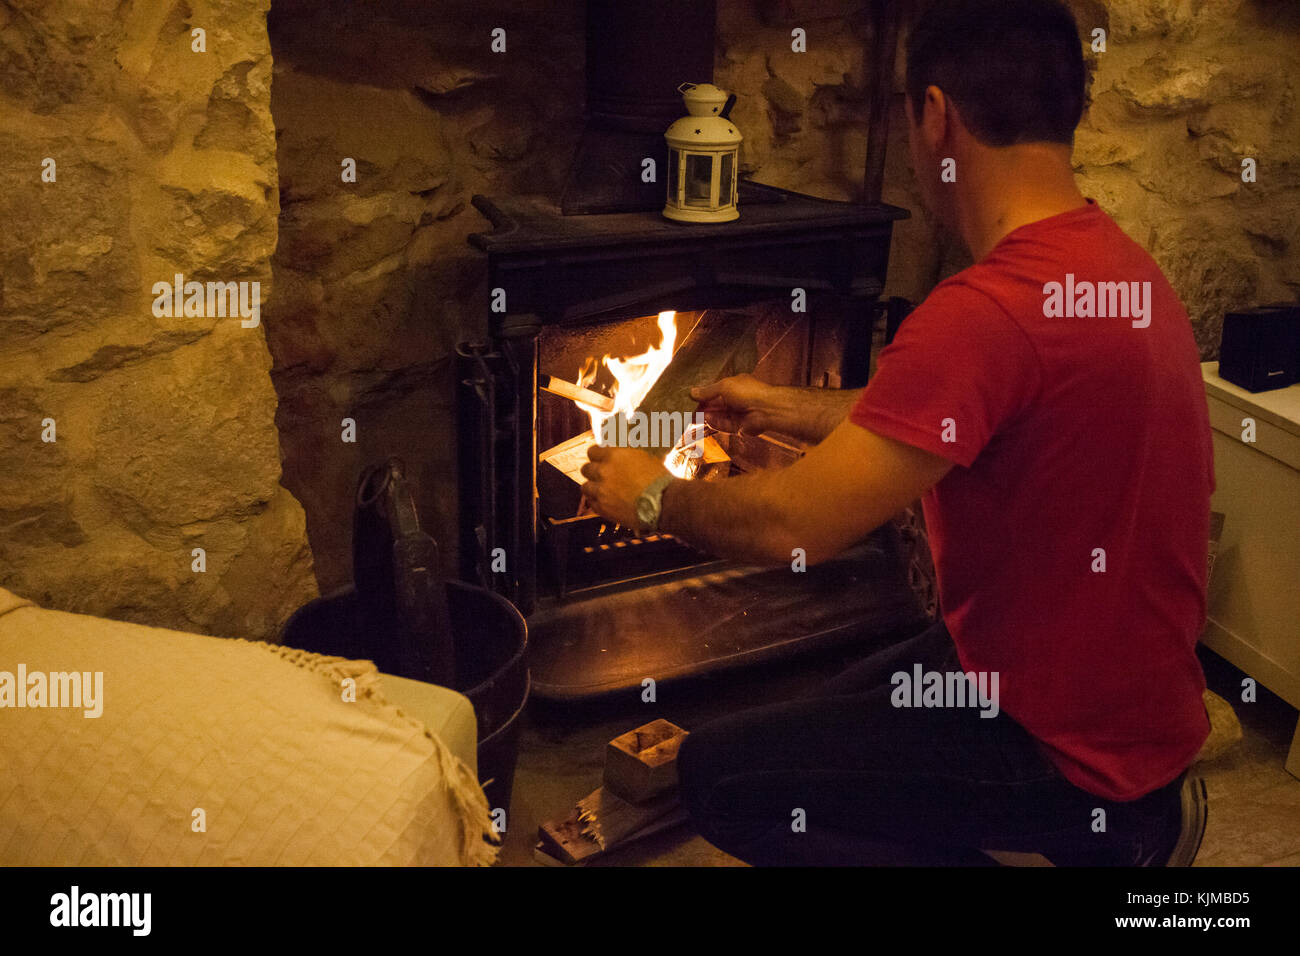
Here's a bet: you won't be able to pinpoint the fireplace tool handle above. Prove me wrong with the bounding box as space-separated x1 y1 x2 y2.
353 458 457 687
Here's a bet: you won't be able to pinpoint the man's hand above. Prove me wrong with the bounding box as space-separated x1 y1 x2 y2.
690 374 779 436
692 374 865 445
580 444 671 528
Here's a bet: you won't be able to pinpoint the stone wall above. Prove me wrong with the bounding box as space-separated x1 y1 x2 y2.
266 0 584 592
1071 0 1300 355
0 0 315 638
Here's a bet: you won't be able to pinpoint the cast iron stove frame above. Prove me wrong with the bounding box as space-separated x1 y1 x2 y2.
457 183 921 698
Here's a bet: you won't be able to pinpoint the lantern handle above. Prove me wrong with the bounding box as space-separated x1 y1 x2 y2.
677 82 696 94
719 93 737 120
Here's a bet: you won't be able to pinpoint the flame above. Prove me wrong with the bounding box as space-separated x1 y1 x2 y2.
664 450 693 479
576 309 676 436
573 310 704 478
663 420 711 478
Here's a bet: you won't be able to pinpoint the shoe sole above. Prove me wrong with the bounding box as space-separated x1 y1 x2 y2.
1166 771 1208 867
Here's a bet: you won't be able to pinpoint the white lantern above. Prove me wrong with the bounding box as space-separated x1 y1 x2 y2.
663 82 743 223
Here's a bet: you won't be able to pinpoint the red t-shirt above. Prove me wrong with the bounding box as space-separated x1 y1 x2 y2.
850 200 1213 801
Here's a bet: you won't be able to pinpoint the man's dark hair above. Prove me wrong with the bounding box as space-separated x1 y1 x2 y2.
905 0 1087 146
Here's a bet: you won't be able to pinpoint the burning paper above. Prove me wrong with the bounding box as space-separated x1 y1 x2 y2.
539 430 598 485
543 309 734 489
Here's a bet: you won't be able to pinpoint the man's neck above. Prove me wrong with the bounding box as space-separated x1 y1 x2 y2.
952 142 1089 261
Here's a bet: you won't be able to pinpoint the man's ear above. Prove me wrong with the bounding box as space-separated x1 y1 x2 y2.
920 84 948 152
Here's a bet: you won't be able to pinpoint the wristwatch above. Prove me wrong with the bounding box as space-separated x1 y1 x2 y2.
634 474 675 534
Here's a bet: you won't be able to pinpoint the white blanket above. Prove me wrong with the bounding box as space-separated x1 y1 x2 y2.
0 588 499 866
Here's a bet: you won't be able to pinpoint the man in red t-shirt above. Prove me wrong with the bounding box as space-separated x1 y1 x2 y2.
580 0 1212 865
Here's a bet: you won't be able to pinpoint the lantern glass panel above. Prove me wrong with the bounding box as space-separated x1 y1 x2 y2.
720 152 734 206
667 148 679 204
685 154 713 207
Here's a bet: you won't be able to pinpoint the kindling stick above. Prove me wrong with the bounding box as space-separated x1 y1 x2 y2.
538 374 614 412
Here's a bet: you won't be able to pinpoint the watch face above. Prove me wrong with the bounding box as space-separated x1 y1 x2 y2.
635 495 655 526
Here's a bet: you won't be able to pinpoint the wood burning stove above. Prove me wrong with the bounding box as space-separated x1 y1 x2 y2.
455 0 921 700
457 185 926 699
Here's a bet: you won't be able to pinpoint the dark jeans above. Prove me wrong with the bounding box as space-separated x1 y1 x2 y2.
676 619 1186 866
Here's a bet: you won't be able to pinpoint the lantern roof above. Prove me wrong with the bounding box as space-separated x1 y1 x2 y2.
678 82 730 117
665 114 742 149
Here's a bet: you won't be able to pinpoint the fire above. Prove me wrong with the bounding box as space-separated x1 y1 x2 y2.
571 310 712 481
664 456 691 479
662 420 712 478
575 309 677 441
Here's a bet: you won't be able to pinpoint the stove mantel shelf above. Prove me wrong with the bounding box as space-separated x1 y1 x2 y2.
466 182 909 328
469 181 909 255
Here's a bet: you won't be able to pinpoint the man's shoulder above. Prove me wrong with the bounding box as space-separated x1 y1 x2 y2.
890 273 1040 368
911 269 1027 334
929 210 1181 332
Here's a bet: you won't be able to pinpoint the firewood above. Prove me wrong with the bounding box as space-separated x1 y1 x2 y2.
537 806 604 864
539 374 615 412
575 786 682 850
534 805 690 866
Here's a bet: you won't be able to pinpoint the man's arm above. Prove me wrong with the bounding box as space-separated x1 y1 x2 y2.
658 419 952 566
764 386 864 444
581 401 953 566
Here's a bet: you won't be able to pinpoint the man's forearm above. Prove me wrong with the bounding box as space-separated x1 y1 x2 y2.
658 387 864 562
765 386 864 443
659 470 794 566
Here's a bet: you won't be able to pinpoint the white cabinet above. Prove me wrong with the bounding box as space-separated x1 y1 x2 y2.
1201 363 1300 778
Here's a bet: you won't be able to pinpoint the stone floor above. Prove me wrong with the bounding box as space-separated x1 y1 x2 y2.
496 637 1300 867
1193 650 1300 867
